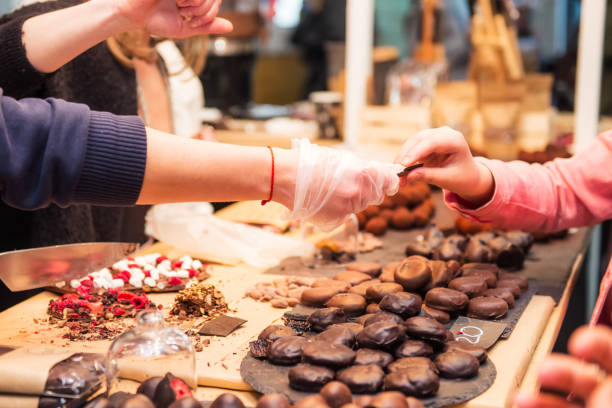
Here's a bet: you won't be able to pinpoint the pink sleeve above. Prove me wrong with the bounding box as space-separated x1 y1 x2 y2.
444 131 612 232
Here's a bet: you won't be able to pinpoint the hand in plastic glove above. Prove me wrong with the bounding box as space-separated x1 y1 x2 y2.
288 139 401 231
395 126 494 207
514 325 612 408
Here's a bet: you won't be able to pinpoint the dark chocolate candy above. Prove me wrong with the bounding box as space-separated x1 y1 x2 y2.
365 283 404 303
346 262 382 277
268 336 309 365
356 321 405 349
364 312 404 327
428 260 452 287
354 314 376 325
460 269 497 288
302 341 356 368
353 348 394 368
315 326 356 348
325 293 367 317
498 274 529 290
210 393 246 408
258 325 297 343
289 363 335 392
378 292 422 318
308 307 347 332
328 322 363 337
255 393 291 408
424 287 469 312
403 316 447 342
153 373 192 408
421 304 450 324
320 381 353 408
495 281 521 297
366 303 381 314
444 341 487 364
108 392 135 407
199 315 247 336
383 366 440 397
118 394 155 408
367 391 408 408
467 296 509 319
404 242 433 258
406 396 426 408
292 395 330 408
394 259 431 292
333 271 372 286
336 364 384 394
483 288 515 307
461 263 500 278
349 280 382 297
84 398 114 408
387 357 438 374
394 339 433 358
168 397 202 408
448 276 488 298
301 287 342 307
136 376 163 401
433 241 462 262
435 351 479 378
464 238 494 263
489 237 525 269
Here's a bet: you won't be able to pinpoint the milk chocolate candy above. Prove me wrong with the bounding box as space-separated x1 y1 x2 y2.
381 262 400 282
365 283 404 303
467 296 509 319
461 262 500 278
383 367 440 397
404 242 433 258
289 363 335 391
394 339 433 358
169 397 202 408
387 357 438 374
353 348 394 368
428 260 452 288
367 391 408 408
498 274 529 290
483 288 515 308
308 307 347 332
293 395 330 408
464 238 494 263
394 259 431 292
403 316 447 342
210 394 246 408
137 376 163 401
435 351 479 378
346 262 382 277
258 325 297 343
421 304 450 324
302 287 342 307
489 236 525 269
504 231 534 252
329 322 363 336
433 241 462 262
320 381 353 408
118 394 155 408
447 260 462 278
460 269 497 288
333 271 372 286
336 364 384 394
495 280 521 297
268 336 308 365
316 326 356 348
354 313 376 325
356 321 405 349
405 397 425 408
256 393 291 408
302 341 356 368
364 311 404 327
153 373 192 408
445 340 487 364
326 293 367 317
349 280 381 297
448 276 488 298
379 292 422 318
353 396 373 408
366 303 381 314
312 279 352 293
424 287 469 312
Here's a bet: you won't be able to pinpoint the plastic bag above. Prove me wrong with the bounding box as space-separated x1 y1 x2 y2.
145 203 314 267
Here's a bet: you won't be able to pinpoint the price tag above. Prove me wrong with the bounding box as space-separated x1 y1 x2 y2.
449 316 508 349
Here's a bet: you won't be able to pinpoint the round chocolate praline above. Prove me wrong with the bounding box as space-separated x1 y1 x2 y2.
307 307 347 332
325 293 367 317
461 262 500 278
256 393 291 408
353 348 394 368
383 366 440 398
301 341 356 368
268 336 308 365
365 283 404 303
403 316 447 343
448 277 488 298
136 376 162 401
320 381 353 408
424 287 469 312
387 357 438 374
435 351 479 378
394 339 434 358
289 363 335 392
315 326 356 348
467 296 509 319
394 259 431 292
356 321 405 349
428 260 452 287
460 269 497 288
364 311 404 327
379 292 422 318
483 288 515 308
258 325 297 343
444 340 487 364
336 364 384 394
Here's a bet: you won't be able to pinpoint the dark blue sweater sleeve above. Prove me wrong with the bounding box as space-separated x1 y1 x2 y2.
0 89 147 209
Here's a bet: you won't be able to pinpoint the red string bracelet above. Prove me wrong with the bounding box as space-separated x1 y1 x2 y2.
261 146 275 205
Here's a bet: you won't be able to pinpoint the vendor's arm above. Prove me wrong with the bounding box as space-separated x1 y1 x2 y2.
397 127 612 232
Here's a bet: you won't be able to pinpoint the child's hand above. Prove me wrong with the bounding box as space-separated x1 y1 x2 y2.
395 126 494 207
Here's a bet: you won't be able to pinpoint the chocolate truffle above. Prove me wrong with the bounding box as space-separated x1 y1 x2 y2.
353 348 394 368
428 260 452 287
363 311 404 327
289 363 335 391
411 208 430 228
444 341 487 364
367 391 408 408
394 258 431 292
448 276 488 298
325 293 367 317
347 261 382 277
118 395 155 408
394 339 433 358
308 307 347 332
495 281 521 297
379 292 422 318
403 316 447 342
268 336 308 365
460 269 497 288
467 296 509 319
424 287 469 312
433 241 462 262
316 326 356 348
293 395 330 408
366 303 381 314
387 357 438 374
489 236 525 269
349 280 381 297
461 263 500 278
258 325 297 343
356 321 405 349
333 271 372 286
169 397 202 408
136 376 162 401
421 304 450 324
336 364 384 394
365 217 387 236
302 341 356 368
404 242 433 258
302 287 342 307
365 283 404 303
328 322 363 337
320 381 353 408
483 288 515 308
391 207 414 230
435 351 479 378
383 367 440 397
256 393 291 408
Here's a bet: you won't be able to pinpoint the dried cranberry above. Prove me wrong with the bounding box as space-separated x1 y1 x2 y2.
117 291 136 302
156 256 168 264
187 269 197 278
144 270 151 278
168 277 183 285
171 377 192 400
117 271 131 283
80 280 93 288
112 306 126 316
131 297 148 309
171 261 183 269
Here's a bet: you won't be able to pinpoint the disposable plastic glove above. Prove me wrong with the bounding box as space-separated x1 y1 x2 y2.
288 138 401 231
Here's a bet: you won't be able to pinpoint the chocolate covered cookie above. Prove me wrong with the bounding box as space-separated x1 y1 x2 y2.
365 283 404 303
378 292 422 318
387 357 438 374
356 321 405 349
448 276 488 298
289 363 335 391
403 316 447 342
346 262 382 277
467 296 508 319
444 341 487 364
353 349 394 368
336 364 384 394
268 336 308 365
394 339 433 358
460 269 497 288
394 258 431 292
301 341 356 368
333 271 372 286
316 325 356 348
308 307 347 332
364 312 404 327
258 325 297 343
349 280 381 297
421 304 450 324
301 287 342 307
328 322 363 337
325 293 367 317
483 288 515 308
424 287 469 312
383 366 440 397
435 351 479 378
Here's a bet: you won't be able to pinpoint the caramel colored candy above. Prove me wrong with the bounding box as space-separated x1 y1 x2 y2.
349 280 381 297
302 287 342 307
258 325 297 343
346 261 382 277
394 258 431 292
467 296 508 319
325 293 367 317
312 278 352 293
448 276 488 298
333 271 372 286
365 283 403 303
425 287 469 312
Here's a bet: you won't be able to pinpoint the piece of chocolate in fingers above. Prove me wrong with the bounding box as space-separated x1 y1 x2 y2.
397 163 424 177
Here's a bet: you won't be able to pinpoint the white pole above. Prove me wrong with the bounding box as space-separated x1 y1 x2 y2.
574 0 606 152
344 0 374 148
